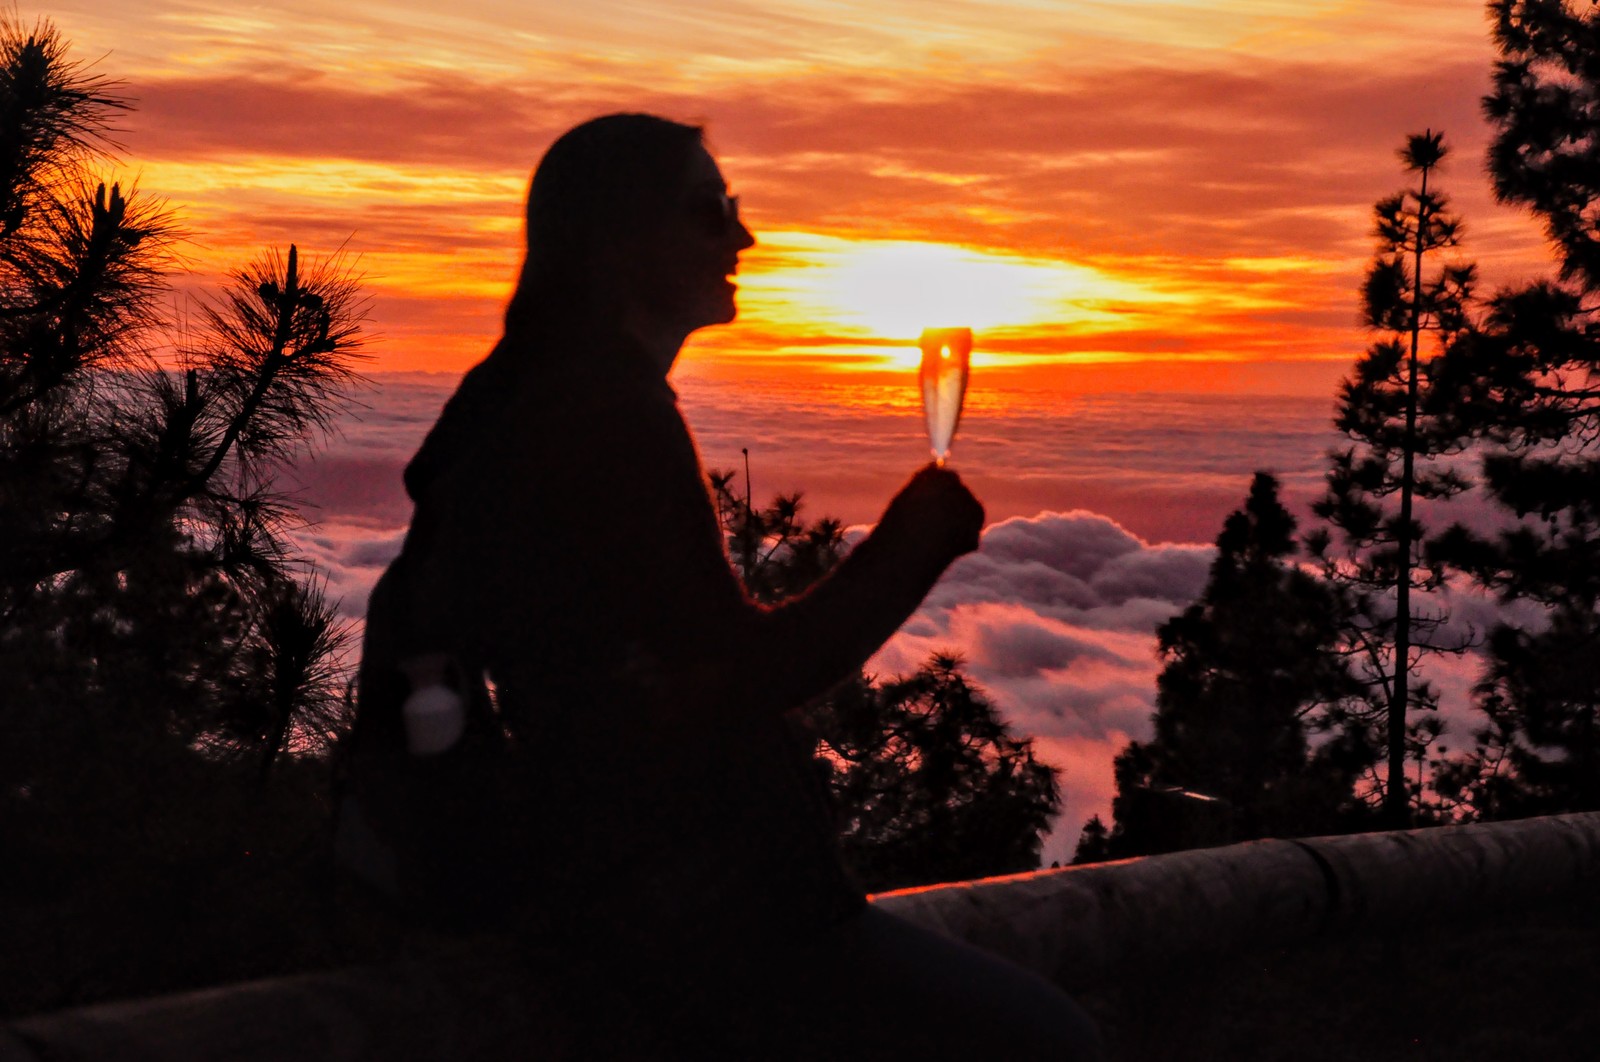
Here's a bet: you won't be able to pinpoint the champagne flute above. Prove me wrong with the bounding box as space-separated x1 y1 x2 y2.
918 327 972 466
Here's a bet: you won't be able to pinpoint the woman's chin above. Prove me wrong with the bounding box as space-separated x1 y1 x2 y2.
708 290 738 325
675 284 739 332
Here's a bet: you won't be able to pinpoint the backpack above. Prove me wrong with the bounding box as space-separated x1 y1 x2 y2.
332 560 530 931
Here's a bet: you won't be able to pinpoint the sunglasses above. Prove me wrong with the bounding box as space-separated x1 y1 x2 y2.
690 188 742 235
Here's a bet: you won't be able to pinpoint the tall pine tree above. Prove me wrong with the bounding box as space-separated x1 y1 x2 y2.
1311 132 1477 827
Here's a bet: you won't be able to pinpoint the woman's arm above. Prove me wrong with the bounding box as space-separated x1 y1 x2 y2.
437 375 982 733
674 463 982 724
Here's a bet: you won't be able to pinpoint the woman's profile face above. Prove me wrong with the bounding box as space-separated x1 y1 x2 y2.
621 144 756 338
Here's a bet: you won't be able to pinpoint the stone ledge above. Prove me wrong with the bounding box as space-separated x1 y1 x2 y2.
8 812 1599 1060
874 810 1600 990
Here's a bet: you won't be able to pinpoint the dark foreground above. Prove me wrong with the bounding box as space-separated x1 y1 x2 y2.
5 849 1596 1060
1080 892 1600 1062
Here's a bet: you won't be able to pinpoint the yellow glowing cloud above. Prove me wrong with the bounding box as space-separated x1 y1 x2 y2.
133 156 523 298
135 157 523 205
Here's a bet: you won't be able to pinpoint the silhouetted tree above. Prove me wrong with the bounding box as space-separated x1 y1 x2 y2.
1099 473 1366 858
809 654 1060 890
1072 814 1112 865
0 17 365 913
1426 1 1600 817
1484 0 1600 293
709 466 1061 889
709 465 847 603
1310 132 1478 827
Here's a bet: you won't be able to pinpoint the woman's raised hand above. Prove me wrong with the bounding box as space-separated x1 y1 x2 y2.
879 463 985 564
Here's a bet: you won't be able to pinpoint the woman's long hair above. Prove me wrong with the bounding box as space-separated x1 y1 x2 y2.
504 113 705 337
354 114 711 808
402 114 703 499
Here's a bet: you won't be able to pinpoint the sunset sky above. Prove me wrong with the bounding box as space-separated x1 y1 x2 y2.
60 0 1551 384
47 1 1566 859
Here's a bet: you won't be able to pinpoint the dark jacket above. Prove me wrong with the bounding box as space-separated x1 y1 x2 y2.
348 328 958 948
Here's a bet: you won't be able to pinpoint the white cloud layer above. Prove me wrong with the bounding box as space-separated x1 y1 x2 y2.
870 511 1214 864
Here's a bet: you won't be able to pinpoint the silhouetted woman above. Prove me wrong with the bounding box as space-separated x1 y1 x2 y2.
345 113 1102 1060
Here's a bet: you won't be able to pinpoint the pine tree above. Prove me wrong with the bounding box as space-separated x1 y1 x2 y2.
709 465 1061 888
808 654 1060 890
1484 0 1600 292
0 19 366 890
1100 473 1365 858
1427 0 1600 816
709 463 847 605
1311 132 1478 827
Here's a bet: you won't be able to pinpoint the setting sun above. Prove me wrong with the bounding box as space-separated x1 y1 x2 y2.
809 238 1057 339
729 231 1178 368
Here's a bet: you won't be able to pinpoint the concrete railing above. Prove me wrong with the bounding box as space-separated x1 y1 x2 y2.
7 811 1600 1060
874 810 1600 992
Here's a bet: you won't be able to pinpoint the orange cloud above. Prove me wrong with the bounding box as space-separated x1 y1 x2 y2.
71 1 1553 377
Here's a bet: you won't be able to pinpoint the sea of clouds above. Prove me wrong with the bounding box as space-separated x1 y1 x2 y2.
284 368 1524 865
